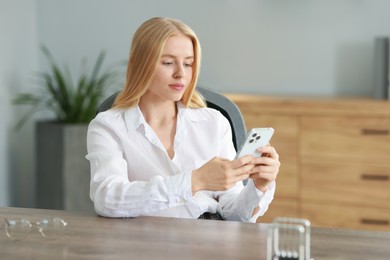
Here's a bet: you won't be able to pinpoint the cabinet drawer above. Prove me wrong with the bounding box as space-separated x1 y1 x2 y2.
274 161 298 198
302 203 390 231
301 117 390 164
257 198 299 223
242 115 299 198
301 161 390 208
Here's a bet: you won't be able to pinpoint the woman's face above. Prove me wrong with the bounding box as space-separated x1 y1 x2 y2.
146 34 194 103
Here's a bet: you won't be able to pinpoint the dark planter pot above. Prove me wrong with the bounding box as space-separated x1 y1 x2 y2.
36 121 94 213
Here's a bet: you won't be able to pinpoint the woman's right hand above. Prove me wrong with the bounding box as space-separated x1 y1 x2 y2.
191 155 254 193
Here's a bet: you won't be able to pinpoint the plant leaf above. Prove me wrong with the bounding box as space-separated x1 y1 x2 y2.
13 44 124 127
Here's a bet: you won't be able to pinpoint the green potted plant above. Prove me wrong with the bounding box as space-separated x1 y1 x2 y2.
13 45 123 212
13 45 121 127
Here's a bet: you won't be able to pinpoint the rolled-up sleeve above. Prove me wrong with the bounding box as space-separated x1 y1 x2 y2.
215 179 275 222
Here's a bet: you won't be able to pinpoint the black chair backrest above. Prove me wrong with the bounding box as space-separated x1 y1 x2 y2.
196 86 246 151
96 85 246 151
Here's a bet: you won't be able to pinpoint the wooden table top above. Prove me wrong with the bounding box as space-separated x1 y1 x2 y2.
1 207 390 259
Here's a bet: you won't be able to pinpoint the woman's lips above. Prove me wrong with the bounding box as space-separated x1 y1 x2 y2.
169 83 185 91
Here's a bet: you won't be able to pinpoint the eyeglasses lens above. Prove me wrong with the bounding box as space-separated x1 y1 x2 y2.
37 217 67 239
5 218 32 240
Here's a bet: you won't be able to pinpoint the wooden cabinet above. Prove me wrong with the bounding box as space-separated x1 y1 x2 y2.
226 94 390 231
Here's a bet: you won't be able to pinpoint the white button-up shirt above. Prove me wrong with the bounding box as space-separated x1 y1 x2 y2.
86 102 275 222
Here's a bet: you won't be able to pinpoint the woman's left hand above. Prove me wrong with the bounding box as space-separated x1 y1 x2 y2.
249 144 280 192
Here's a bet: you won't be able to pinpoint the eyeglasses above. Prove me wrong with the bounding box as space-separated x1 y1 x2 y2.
4 217 67 240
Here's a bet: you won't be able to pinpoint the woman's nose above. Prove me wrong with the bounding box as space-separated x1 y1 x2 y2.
173 64 185 78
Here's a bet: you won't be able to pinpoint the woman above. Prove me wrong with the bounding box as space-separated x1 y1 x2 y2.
86 17 280 222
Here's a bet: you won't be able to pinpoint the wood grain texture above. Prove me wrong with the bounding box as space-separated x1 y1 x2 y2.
225 94 390 117
301 116 390 164
1 207 390 260
302 203 390 232
258 198 300 223
301 161 390 208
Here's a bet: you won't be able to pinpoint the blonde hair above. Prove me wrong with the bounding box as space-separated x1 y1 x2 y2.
113 17 206 108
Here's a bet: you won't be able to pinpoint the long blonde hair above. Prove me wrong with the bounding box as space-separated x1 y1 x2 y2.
113 17 206 109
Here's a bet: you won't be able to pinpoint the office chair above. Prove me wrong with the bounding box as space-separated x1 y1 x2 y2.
96 85 247 151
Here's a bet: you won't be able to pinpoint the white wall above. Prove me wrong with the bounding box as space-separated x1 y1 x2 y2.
0 0 39 206
2 0 390 207
36 0 390 97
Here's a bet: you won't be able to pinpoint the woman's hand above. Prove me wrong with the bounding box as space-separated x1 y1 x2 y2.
192 155 254 194
249 145 280 192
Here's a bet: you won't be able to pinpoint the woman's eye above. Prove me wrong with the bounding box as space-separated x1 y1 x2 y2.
184 63 193 67
162 61 173 65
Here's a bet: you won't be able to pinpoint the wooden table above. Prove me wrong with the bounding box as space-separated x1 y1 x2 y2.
1 207 390 259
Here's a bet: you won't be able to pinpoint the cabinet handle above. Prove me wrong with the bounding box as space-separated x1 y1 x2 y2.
361 129 389 136
360 174 389 181
360 218 389 226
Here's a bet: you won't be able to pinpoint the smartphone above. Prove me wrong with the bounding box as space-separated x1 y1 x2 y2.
235 127 274 159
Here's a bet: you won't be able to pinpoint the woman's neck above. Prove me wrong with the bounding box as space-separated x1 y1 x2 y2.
139 99 177 127
138 97 178 159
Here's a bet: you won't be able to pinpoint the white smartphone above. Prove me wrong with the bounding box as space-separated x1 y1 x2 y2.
235 127 274 159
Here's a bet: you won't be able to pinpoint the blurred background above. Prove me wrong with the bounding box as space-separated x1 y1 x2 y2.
1 0 390 208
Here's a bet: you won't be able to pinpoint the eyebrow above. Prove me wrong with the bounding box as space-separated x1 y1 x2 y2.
161 54 194 60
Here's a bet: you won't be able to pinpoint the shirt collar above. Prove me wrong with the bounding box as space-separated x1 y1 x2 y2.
123 101 208 132
177 102 208 123
123 105 145 132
